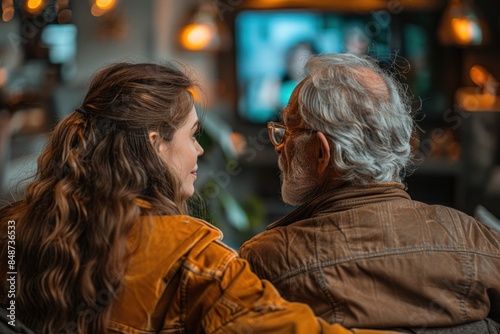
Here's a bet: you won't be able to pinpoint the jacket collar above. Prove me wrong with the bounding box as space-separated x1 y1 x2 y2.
267 182 411 230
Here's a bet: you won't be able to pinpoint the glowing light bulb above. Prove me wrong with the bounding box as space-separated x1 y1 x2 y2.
180 23 215 51
27 0 42 10
26 0 44 13
95 0 115 10
451 17 474 44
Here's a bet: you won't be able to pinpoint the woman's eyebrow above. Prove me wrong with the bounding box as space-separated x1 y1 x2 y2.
192 120 201 130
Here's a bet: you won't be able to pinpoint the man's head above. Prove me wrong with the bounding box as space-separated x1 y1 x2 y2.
269 53 414 205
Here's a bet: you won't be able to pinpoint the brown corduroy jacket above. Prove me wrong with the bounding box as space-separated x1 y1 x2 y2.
239 183 500 330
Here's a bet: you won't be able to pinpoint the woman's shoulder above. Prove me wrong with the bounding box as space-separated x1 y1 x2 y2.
153 216 238 277
125 215 237 293
130 215 228 264
148 214 222 239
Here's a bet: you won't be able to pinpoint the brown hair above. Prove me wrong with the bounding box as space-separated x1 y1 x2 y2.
0 61 197 333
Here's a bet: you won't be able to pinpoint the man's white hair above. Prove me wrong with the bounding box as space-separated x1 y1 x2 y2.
298 53 415 185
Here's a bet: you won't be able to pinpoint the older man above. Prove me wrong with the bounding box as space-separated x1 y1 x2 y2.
239 53 500 331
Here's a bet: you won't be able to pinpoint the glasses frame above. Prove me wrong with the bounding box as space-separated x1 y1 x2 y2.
267 121 313 149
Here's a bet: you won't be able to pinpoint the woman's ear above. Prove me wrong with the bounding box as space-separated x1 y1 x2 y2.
149 131 160 149
149 131 169 156
316 131 331 174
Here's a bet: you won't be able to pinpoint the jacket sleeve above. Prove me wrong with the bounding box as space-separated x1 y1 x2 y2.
185 240 398 334
239 232 281 281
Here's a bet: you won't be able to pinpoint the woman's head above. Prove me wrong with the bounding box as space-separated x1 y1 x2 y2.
81 62 194 138
7 61 204 333
80 61 202 204
38 61 203 216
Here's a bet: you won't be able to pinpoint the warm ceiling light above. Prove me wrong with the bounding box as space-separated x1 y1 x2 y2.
451 17 477 44
91 0 116 17
179 2 228 52
27 0 42 9
438 0 488 46
95 0 115 11
180 23 217 51
25 0 44 13
2 6 14 21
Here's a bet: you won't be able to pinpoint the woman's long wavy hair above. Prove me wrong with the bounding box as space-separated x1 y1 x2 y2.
0 61 197 333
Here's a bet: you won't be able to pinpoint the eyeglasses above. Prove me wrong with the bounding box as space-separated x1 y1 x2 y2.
267 121 313 149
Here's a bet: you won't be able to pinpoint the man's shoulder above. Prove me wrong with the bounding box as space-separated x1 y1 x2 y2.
239 228 287 260
404 203 500 252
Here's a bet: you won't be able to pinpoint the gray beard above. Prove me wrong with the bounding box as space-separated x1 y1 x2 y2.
278 149 320 206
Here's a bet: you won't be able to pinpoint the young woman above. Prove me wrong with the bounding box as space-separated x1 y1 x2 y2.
0 61 396 334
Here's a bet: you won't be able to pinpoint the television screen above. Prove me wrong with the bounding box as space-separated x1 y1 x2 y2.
234 9 435 123
41 24 78 64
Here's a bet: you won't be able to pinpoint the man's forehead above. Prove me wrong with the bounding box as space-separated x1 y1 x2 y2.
282 79 306 124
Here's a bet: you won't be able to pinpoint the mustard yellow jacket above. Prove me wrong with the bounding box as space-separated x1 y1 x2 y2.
107 214 397 334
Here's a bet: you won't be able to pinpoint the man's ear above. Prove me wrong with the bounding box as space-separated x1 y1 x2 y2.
316 132 331 174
